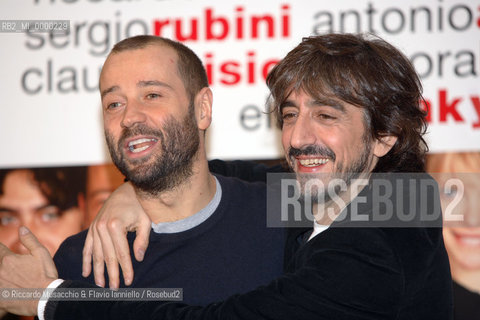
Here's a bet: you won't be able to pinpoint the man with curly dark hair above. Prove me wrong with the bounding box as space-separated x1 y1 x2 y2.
0 166 85 256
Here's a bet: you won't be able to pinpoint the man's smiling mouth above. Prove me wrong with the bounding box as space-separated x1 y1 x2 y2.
297 158 329 167
127 138 158 153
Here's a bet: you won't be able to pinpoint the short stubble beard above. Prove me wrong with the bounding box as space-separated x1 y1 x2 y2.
287 135 372 204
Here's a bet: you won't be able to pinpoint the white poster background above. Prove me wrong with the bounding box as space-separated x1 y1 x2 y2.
0 0 479 168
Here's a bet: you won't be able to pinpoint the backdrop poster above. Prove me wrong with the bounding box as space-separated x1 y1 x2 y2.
0 0 479 168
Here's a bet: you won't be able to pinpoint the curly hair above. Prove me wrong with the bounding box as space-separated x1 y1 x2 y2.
0 166 86 211
267 33 428 173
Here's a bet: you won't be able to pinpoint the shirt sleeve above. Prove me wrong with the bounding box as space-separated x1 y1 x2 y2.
37 279 65 320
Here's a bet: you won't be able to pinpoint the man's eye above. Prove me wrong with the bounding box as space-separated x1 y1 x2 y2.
317 113 335 120
146 93 161 99
282 112 297 120
39 207 60 223
0 215 18 226
107 102 121 109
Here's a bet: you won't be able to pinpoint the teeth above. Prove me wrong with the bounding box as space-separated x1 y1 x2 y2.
127 138 157 153
130 145 149 153
458 236 480 246
128 138 156 147
298 158 329 167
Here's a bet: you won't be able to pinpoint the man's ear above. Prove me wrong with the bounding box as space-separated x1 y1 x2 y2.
373 135 398 158
194 87 213 131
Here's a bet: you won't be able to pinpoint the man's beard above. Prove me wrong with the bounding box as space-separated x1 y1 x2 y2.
287 139 372 204
105 109 200 196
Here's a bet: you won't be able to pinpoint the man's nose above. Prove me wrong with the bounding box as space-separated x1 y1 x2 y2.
289 115 316 150
121 102 147 128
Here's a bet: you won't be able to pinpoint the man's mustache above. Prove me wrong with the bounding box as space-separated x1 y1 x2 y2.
288 145 336 161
